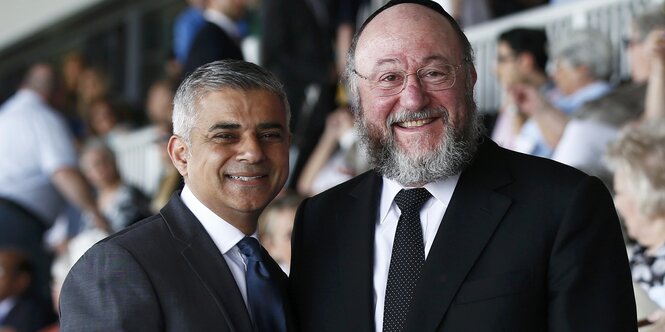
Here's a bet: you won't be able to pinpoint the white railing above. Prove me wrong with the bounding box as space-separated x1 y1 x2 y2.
466 0 664 112
108 126 164 197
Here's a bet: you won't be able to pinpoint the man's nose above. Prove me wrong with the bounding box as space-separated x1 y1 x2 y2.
399 74 429 110
236 136 265 163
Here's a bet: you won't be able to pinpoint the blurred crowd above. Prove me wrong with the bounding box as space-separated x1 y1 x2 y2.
0 0 663 331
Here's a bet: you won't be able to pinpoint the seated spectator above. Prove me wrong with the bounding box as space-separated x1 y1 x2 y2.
150 126 183 213
491 27 551 151
0 248 56 332
0 63 107 302
258 193 304 274
76 67 109 121
79 141 151 233
173 0 207 67
85 98 131 143
605 120 665 329
297 107 369 196
146 79 177 130
512 28 613 157
548 8 665 187
143 79 183 212
638 9 665 122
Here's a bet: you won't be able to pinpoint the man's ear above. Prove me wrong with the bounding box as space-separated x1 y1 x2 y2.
167 135 189 177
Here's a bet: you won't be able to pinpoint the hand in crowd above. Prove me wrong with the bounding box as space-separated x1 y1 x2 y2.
509 84 547 118
645 28 665 66
321 107 354 142
647 309 665 331
89 210 112 234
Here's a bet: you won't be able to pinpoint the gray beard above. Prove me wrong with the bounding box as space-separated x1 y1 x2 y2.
356 101 482 187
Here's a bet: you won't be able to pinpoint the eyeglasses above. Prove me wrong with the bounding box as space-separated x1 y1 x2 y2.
352 63 465 97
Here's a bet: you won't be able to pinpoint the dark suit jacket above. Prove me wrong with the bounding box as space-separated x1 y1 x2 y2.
290 138 636 332
184 21 244 75
1 295 57 332
60 193 292 332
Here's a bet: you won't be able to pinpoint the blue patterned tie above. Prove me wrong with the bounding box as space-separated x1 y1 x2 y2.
237 237 287 332
383 188 432 332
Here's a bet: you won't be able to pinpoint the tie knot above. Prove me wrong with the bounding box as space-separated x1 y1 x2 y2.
394 188 432 212
237 237 263 261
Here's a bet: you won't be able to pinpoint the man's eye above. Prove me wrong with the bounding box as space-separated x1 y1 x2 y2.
213 133 237 140
378 72 402 83
260 132 284 141
423 70 445 78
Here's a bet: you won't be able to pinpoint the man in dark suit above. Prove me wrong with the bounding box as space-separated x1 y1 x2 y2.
289 1 637 331
184 0 246 75
0 248 56 332
60 60 293 332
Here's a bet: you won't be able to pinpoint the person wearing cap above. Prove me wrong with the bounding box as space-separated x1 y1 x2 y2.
288 1 637 331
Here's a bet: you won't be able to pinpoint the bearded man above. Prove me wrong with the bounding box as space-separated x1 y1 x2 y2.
288 1 637 331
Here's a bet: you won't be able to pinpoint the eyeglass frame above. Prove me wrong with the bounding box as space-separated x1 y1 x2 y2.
351 62 468 96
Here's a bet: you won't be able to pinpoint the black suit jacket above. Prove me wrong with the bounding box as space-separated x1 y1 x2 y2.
1 295 56 332
184 21 244 75
290 138 636 332
60 193 292 332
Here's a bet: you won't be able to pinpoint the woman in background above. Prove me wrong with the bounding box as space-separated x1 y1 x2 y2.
606 120 665 329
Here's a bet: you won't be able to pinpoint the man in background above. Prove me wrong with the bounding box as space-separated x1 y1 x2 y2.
0 63 106 301
184 0 247 75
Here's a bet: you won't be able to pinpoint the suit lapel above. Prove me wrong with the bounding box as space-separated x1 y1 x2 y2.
160 194 254 332
403 140 513 332
337 172 383 332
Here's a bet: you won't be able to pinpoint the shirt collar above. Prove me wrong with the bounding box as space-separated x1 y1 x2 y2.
0 297 16 323
203 9 240 40
180 185 254 254
378 173 461 225
553 80 612 115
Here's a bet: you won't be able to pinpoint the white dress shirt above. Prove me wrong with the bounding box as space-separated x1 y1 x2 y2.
373 174 460 332
0 89 77 223
180 185 256 310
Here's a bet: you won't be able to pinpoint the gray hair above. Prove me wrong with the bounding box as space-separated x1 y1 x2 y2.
342 3 474 114
605 120 665 219
632 6 665 41
551 29 613 80
173 60 290 146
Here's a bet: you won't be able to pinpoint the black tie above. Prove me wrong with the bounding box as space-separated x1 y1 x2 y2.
237 237 287 332
383 188 432 332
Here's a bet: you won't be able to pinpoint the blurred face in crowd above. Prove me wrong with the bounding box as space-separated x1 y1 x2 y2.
169 88 290 232
613 167 657 246
494 41 523 88
208 0 247 20
89 100 118 136
78 69 108 104
81 147 120 189
147 82 174 127
0 250 30 301
352 4 480 186
262 207 296 267
63 53 84 92
551 58 587 96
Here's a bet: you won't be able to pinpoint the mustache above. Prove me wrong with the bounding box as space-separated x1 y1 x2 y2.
385 107 449 127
